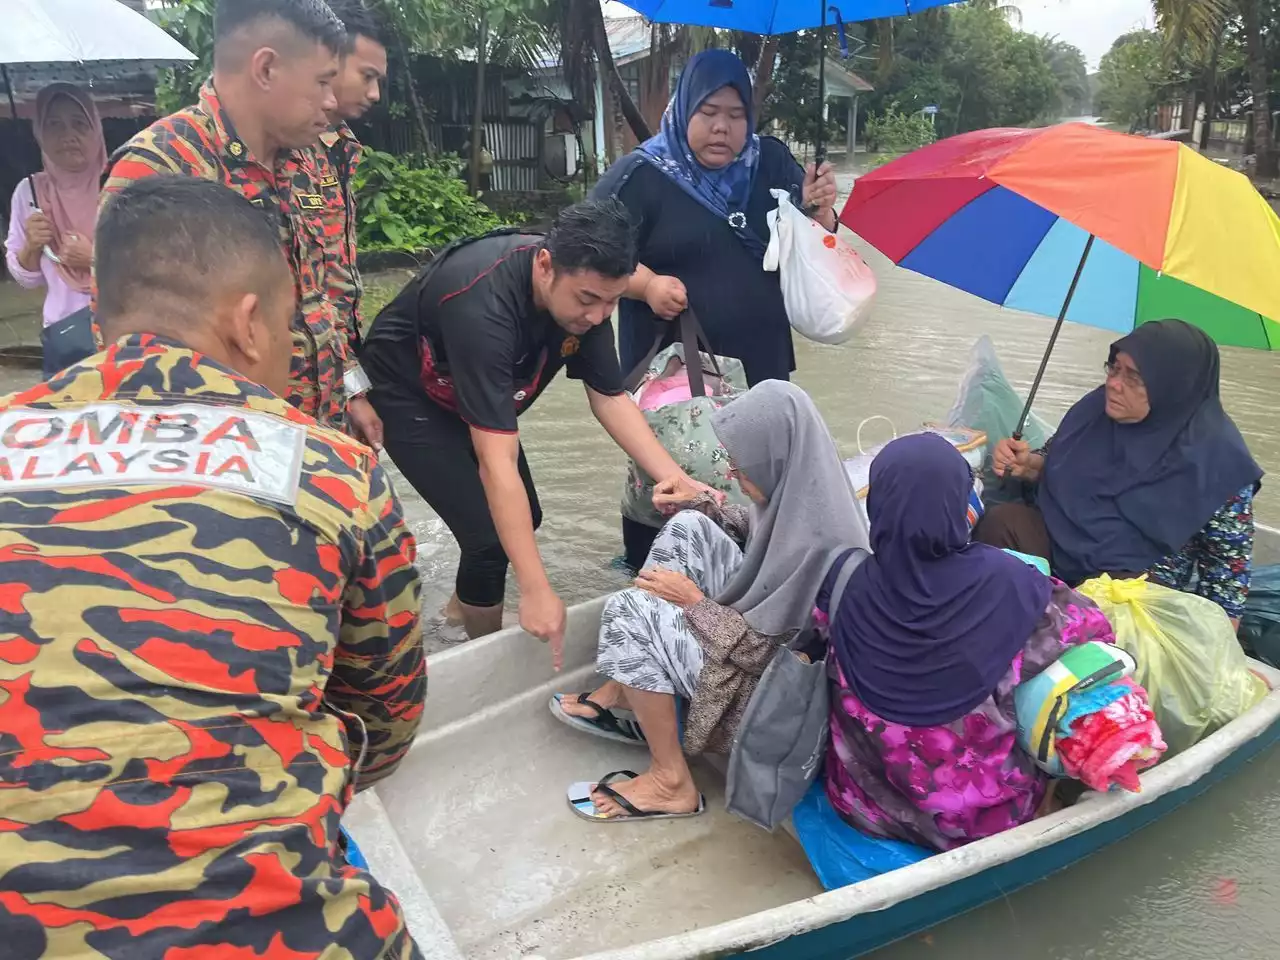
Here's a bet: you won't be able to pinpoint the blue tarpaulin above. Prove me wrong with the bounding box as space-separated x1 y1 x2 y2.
792 780 932 890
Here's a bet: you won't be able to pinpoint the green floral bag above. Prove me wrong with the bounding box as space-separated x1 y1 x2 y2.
621 311 751 529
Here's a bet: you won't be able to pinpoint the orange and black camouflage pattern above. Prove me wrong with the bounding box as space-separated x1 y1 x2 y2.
102 83 350 426
0 334 425 959
311 124 364 359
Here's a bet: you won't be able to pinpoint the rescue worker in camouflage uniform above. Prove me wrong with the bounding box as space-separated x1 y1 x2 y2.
0 176 425 959
103 0 384 446
308 0 388 452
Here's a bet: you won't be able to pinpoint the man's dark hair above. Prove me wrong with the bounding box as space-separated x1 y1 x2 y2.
214 0 346 58
96 177 290 326
544 199 637 279
325 0 384 50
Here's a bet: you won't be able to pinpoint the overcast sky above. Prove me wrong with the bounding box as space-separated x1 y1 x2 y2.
1014 0 1155 70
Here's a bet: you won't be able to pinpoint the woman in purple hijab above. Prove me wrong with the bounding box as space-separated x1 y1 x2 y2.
820 434 1117 851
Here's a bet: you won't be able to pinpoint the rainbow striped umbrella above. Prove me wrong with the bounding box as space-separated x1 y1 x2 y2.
840 123 1280 429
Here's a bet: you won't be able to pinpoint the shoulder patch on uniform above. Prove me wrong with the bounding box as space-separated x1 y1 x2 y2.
0 403 306 506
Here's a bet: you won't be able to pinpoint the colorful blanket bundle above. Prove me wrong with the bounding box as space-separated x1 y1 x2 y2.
1015 641 1166 793
1055 678 1166 792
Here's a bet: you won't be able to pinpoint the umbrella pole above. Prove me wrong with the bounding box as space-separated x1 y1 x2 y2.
1013 233 1096 439
814 2 827 168
2 65 17 122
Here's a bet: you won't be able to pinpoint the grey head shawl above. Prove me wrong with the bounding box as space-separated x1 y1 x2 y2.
710 380 870 635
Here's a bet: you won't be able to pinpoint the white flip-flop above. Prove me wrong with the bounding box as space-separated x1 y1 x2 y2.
550 693 647 745
566 771 705 822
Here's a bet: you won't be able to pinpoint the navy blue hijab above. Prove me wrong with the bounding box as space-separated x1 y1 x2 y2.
635 50 764 254
1039 320 1263 584
832 433 1054 727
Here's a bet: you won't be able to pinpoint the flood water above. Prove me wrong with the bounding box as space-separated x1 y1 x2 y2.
381 210 1280 958
2 170 1278 959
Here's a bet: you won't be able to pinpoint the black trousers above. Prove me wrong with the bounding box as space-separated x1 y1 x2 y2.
366 362 541 608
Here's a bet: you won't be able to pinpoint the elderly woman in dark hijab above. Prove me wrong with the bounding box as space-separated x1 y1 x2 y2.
824 434 1117 851
979 319 1263 623
593 49 838 569
553 381 868 821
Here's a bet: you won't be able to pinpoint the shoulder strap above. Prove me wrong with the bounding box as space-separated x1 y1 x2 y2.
825 547 868 617
622 307 724 395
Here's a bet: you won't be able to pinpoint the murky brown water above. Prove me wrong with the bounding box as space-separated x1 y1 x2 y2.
3 169 1278 958
381 220 1280 626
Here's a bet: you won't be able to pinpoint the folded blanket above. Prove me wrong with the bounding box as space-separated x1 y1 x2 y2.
1057 678 1166 793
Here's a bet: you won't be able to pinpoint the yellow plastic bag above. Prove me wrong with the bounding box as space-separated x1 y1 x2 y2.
1078 575 1266 755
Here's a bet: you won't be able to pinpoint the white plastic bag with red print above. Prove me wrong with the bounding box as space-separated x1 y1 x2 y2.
762 188 877 345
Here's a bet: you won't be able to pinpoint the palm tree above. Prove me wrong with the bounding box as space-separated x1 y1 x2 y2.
1153 0 1275 178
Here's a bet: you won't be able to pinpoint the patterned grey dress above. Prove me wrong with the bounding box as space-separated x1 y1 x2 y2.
597 508 745 699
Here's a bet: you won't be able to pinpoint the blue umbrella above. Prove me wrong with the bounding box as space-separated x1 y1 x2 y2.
620 1 957 35
617 1 962 162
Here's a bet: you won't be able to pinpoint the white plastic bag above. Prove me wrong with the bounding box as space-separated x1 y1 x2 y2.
763 188 876 345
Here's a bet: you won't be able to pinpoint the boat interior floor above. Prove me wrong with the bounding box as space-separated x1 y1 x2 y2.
370 597 822 959
377 688 821 959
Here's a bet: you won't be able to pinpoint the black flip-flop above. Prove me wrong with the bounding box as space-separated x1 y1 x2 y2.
550 693 646 745
566 770 706 822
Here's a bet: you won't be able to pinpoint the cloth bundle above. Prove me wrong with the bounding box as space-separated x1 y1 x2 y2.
1055 677 1166 793
1015 640 1166 792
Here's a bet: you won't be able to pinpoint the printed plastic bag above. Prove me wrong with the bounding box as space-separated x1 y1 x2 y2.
1240 564 1280 668
762 188 876 345
1078 576 1267 755
945 336 1054 504
792 780 931 890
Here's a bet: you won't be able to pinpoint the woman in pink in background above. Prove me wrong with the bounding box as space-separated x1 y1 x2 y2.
5 83 107 377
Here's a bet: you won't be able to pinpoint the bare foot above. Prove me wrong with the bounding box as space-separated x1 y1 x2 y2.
560 681 629 720
592 770 700 818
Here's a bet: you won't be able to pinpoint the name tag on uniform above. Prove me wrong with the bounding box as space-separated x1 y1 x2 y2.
297 193 325 210
318 176 339 188
0 403 306 506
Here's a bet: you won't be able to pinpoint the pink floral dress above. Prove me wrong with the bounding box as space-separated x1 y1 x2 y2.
824 580 1116 852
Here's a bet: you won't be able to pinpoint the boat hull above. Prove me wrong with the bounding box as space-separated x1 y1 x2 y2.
741 705 1280 960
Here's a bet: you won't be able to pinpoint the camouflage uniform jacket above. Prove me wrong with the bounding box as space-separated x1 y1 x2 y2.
0 334 426 959
103 83 350 425
312 123 365 359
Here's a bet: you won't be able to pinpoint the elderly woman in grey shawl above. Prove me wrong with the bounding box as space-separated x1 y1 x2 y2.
554 380 869 821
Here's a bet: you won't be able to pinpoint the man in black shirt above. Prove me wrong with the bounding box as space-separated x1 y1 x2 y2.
362 201 711 662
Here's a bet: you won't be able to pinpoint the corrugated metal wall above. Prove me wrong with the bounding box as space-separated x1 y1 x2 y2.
356 59 546 193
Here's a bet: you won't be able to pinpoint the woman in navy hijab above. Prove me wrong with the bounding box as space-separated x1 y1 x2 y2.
822 433 1117 851
979 320 1263 624
593 49 839 568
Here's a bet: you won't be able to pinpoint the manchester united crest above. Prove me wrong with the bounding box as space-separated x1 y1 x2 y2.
561 336 580 358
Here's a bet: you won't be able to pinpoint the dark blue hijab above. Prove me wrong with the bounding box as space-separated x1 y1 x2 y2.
1039 320 1263 584
832 433 1054 727
636 50 763 254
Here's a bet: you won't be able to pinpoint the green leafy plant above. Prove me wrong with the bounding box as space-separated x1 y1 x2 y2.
353 150 502 252
154 0 214 114
863 109 938 154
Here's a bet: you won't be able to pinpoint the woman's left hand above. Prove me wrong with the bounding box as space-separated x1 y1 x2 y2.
636 567 705 608
802 162 838 228
60 233 93 272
